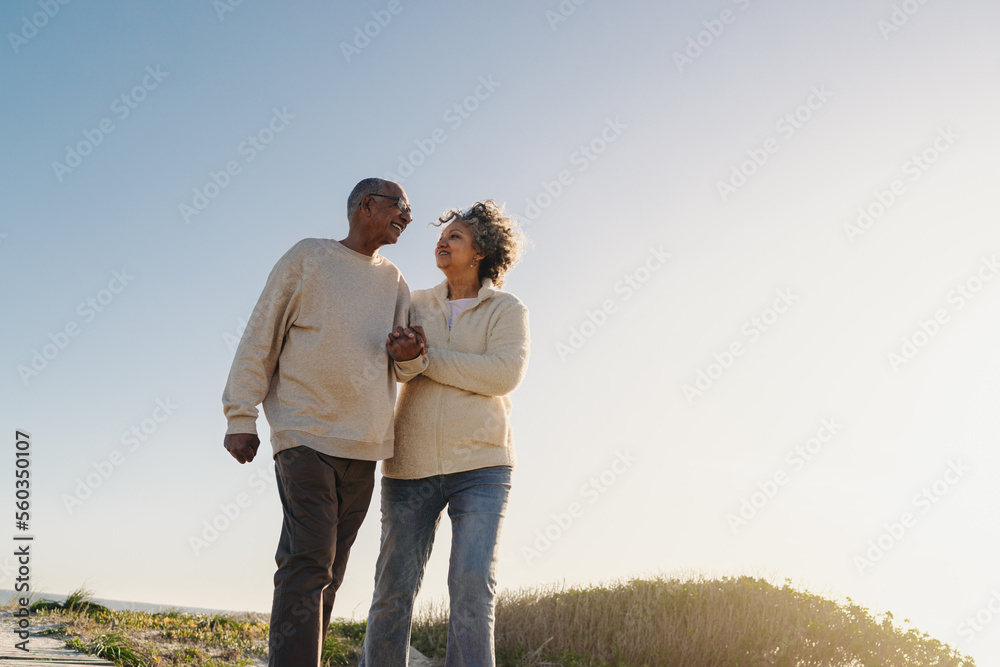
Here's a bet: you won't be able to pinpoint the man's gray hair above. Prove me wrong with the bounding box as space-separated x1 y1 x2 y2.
347 178 390 217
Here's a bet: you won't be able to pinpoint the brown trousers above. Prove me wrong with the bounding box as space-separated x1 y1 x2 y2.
268 446 376 667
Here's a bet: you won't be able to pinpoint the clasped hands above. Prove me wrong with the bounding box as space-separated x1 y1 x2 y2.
387 325 427 362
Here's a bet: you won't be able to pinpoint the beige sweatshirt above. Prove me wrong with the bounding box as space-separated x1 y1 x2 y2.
385 279 530 479
223 238 410 460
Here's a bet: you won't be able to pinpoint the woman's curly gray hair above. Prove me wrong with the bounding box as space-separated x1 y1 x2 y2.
435 200 526 288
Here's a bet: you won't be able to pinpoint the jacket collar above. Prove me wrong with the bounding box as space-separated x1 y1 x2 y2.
432 278 496 313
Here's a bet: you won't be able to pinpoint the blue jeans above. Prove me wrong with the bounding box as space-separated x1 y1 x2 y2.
360 465 512 667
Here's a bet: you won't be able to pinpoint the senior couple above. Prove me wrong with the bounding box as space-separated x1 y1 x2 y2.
221 178 529 667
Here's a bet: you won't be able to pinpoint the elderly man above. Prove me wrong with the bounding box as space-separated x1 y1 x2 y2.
222 178 418 666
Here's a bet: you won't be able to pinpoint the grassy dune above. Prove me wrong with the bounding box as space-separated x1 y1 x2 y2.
461 575 975 666
10 576 975 666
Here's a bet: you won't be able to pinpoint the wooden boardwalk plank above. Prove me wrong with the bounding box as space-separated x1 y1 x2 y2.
1 610 113 666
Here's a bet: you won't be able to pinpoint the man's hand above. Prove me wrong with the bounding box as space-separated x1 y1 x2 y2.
386 325 427 362
410 325 426 345
225 433 260 464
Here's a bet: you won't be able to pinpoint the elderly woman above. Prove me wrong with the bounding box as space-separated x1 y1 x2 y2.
360 200 530 667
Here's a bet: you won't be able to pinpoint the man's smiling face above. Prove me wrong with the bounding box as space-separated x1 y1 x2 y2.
367 183 411 246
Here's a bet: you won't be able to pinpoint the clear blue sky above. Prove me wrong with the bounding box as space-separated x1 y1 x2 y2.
3 0 1000 662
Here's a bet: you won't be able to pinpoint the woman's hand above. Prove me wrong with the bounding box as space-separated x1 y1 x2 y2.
386 326 427 361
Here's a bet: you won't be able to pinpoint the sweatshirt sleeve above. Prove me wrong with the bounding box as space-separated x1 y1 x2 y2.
421 298 529 396
391 277 428 383
221 248 303 435
394 354 429 383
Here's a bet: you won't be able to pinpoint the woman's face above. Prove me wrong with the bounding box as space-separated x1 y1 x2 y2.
435 220 482 272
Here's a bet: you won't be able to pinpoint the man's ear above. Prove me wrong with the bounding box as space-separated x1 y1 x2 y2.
359 194 373 217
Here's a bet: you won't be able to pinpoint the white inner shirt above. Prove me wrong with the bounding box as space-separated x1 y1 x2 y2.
448 297 477 330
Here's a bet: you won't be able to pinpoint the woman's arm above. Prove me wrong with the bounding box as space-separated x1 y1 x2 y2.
421 299 530 396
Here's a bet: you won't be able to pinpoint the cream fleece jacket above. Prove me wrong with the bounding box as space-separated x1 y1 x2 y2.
222 238 410 460
384 279 530 479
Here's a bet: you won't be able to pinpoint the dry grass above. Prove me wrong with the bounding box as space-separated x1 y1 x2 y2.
414 574 977 666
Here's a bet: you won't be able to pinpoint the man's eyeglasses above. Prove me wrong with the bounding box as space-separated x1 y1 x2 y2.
369 193 411 215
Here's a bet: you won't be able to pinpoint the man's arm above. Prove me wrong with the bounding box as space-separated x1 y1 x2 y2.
221 247 304 462
390 278 429 383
